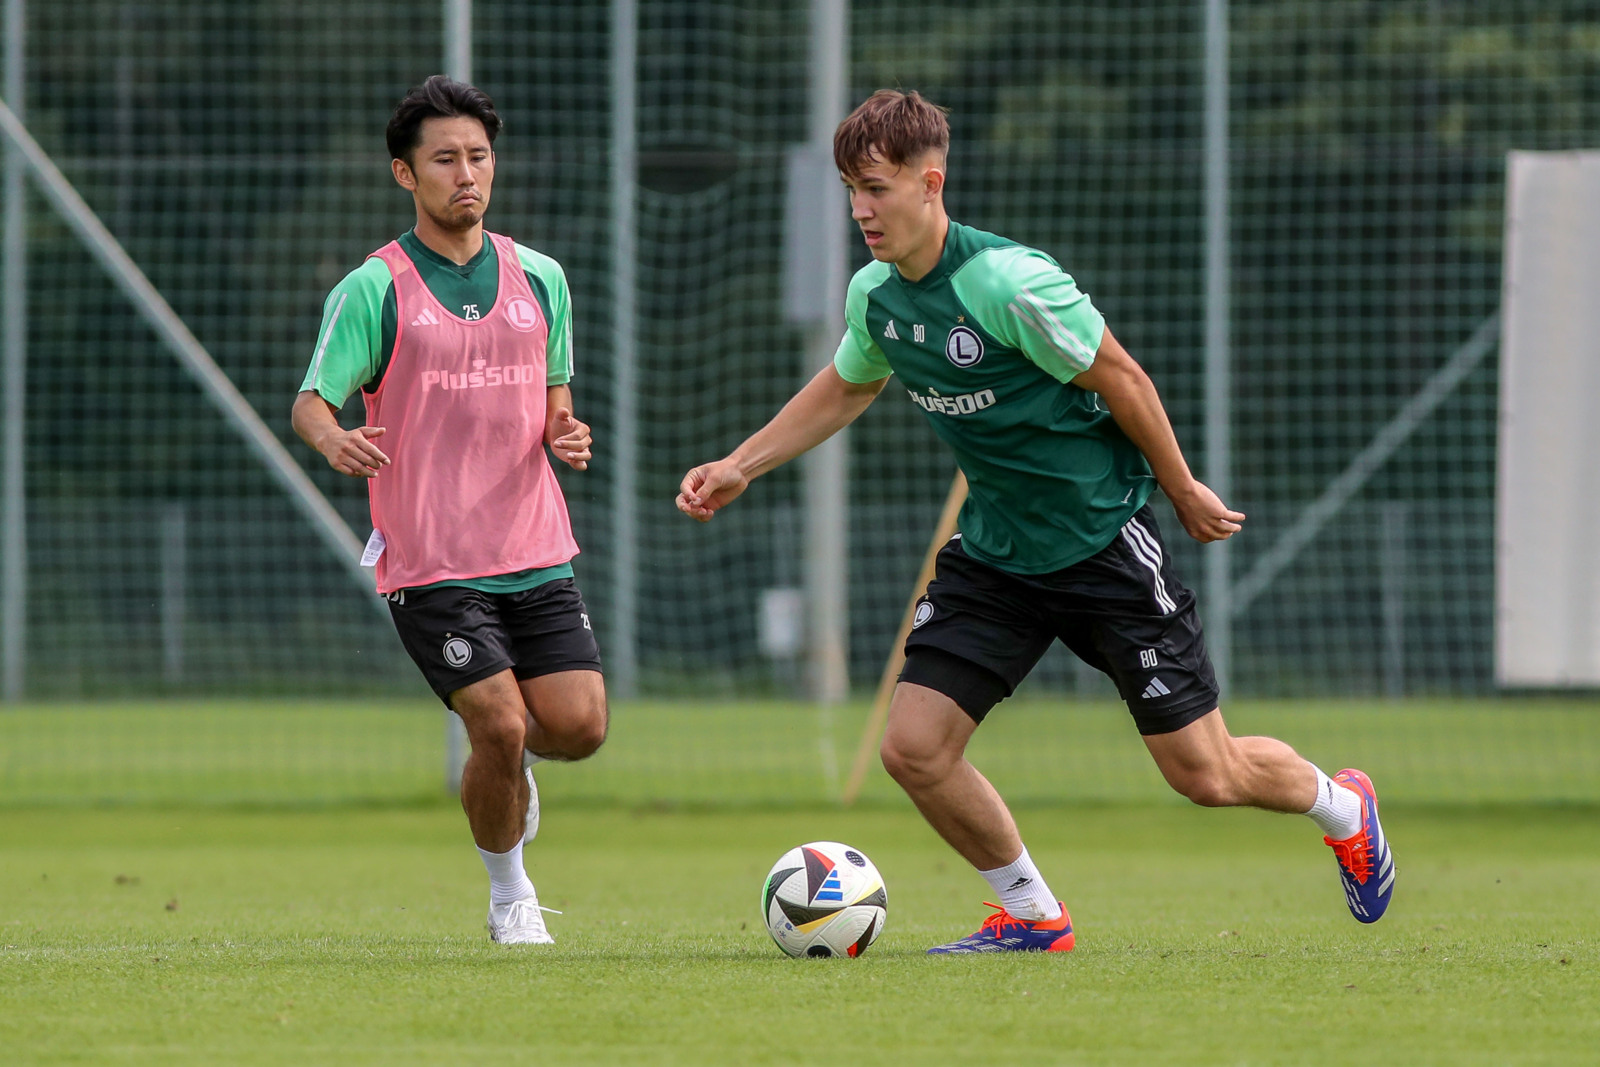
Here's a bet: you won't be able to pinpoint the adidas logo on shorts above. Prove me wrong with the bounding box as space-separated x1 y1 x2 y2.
1141 677 1172 700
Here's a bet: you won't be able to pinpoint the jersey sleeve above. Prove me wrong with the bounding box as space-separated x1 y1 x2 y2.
832 263 893 383
300 257 393 406
952 246 1105 383
517 244 573 386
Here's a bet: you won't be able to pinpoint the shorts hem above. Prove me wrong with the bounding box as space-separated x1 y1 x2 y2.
1130 691 1220 736
512 658 604 681
899 646 1010 724
903 632 1030 693
435 660 515 708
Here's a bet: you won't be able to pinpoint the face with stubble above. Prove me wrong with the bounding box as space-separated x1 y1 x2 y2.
392 115 494 232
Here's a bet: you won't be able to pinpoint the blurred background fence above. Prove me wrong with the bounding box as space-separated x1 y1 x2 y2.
2 1 1598 805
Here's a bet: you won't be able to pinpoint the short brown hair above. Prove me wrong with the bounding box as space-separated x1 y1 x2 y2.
833 89 950 177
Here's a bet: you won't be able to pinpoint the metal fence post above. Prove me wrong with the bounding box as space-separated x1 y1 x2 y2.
2 0 26 703
803 0 849 719
1203 0 1233 695
610 0 638 699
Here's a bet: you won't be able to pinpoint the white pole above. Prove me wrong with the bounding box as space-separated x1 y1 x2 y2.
1380 501 1407 698
801 0 849 793
161 503 186 686
609 0 639 697
1202 0 1232 694
1 0 24 703
444 0 471 84
804 0 849 719
444 0 473 789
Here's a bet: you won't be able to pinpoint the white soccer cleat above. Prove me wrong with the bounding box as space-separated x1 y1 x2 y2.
487 894 558 945
523 761 540 843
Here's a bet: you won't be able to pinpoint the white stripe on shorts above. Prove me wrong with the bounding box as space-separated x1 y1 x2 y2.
1120 516 1177 615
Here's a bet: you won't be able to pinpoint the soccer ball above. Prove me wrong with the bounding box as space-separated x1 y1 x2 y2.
761 841 887 958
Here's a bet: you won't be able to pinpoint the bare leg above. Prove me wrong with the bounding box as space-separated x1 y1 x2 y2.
518 669 608 761
1142 707 1317 812
449 671 531 853
878 682 1022 870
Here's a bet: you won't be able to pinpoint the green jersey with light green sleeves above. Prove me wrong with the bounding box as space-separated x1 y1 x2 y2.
301 229 576 594
834 220 1154 574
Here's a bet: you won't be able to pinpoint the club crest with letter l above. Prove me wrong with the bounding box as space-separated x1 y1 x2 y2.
442 637 472 668
945 326 984 368
505 297 541 333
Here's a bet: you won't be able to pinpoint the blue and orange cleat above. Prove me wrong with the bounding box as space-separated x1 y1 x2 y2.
926 903 1075 954
1324 768 1395 924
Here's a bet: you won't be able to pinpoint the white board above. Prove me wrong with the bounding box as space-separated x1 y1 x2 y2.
1497 150 1600 686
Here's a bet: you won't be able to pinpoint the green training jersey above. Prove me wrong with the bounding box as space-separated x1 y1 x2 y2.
833 220 1154 574
301 229 576 594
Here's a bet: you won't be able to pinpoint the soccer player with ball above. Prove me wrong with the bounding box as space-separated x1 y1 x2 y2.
678 90 1393 952
292 77 607 945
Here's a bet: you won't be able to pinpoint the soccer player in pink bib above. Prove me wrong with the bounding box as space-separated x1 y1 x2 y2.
292 76 606 945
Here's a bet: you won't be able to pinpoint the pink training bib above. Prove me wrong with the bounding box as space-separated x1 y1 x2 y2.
362 233 578 593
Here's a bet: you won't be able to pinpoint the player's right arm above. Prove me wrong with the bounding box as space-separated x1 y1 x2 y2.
677 266 892 522
291 259 393 479
292 393 389 478
677 365 886 521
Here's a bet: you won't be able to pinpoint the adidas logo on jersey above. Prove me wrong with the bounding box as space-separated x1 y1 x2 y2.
410 307 442 327
1141 677 1172 700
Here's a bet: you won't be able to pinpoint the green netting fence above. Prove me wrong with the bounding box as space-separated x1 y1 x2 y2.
1 1 1597 806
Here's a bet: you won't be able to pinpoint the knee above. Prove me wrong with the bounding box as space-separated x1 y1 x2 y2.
879 732 950 790
469 711 527 765
549 702 608 761
565 707 608 760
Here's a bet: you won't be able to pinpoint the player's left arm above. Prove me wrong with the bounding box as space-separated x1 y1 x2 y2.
545 384 590 471
1071 330 1244 543
961 248 1243 543
520 245 590 471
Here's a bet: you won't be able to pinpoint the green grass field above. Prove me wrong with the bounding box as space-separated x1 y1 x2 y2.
3 695 1598 807
2 698 1598 1064
3 805 1596 1065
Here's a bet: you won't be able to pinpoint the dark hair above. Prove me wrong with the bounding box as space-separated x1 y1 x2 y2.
386 75 503 164
833 89 950 178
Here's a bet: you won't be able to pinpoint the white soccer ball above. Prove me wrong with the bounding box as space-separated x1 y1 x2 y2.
761 841 887 958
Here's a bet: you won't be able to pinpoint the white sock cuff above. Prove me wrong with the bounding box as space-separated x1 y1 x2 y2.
478 841 535 905
979 847 1031 882
979 846 1062 922
1305 765 1363 839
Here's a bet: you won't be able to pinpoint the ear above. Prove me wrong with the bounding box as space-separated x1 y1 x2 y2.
923 162 946 203
391 157 416 191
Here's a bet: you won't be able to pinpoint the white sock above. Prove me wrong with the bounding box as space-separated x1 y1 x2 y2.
979 847 1062 921
478 841 536 906
523 752 545 769
1305 765 1363 839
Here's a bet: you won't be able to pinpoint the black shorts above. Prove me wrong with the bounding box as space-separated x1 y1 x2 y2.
900 505 1220 735
386 579 603 707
